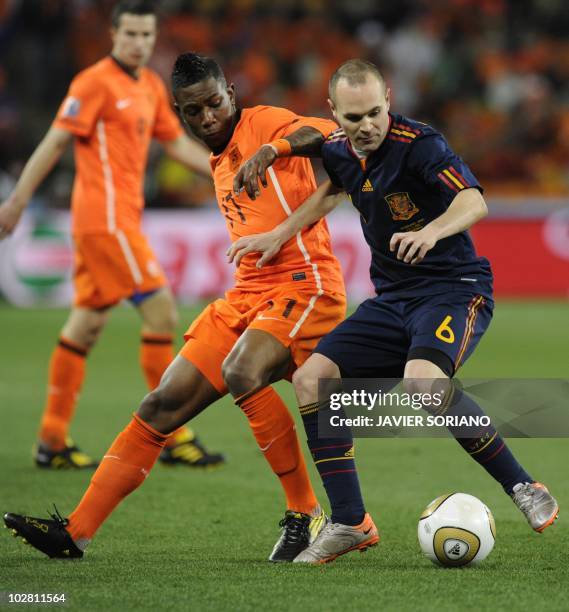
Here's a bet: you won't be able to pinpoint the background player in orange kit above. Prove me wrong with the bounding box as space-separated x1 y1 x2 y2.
4 51 348 563
0 1 224 469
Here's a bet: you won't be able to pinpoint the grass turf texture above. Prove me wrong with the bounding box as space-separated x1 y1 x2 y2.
0 301 567 611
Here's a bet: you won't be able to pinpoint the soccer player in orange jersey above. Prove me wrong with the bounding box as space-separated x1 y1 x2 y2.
0 1 223 468
3 52 349 562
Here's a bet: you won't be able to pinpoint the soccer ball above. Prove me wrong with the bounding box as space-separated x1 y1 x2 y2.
417 493 495 567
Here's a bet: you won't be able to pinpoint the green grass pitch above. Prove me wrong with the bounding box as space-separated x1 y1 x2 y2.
0 301 567 611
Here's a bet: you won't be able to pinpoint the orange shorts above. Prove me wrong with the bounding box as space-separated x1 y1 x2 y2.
180 285 347 393
73 231 167 309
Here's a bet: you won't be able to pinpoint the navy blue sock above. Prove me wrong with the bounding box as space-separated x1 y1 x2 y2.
299 402 365 526
443 389 533 494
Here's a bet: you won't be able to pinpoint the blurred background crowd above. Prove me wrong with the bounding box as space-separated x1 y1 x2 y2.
1 0 568 210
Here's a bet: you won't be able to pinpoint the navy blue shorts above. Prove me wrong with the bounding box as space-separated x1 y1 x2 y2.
314 291 493 378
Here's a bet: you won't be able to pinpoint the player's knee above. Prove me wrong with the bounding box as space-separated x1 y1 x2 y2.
85 318 106 344
403 364 452 406
161 306 178 334
222 354 264 397
293 354 340 402
292 362 321 402
403 377 430 397
137 387 182 433
63 312 107 349
147 307 178 335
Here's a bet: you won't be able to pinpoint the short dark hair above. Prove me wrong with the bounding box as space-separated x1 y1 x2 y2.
171 53 227 92
111 0 157 28
329 59 385 102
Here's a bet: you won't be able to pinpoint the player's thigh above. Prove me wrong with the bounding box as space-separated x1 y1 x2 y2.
180 298 244 395
61 305 111 348
138 354 222 433
314 297 408 378
135 286 178 334
407 293 494 377
222 328 292 395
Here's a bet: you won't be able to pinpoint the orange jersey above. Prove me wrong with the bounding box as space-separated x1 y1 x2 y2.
54 56 183 235
211 106 344 295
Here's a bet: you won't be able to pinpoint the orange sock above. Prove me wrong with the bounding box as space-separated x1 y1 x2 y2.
67 415 168 545
140 333 174 389
38 338 88 451
238 386 318 515
140 333 188 448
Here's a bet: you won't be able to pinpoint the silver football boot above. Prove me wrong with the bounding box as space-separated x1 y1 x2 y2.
293 512 379 564
511 482 559 532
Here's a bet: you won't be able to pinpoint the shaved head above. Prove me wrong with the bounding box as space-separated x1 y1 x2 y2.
328 59 386 103
327 59 390 154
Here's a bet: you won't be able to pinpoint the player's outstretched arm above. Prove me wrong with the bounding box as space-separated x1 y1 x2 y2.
233 126 327 200
161 134 212 179
227 180 343 268
390 188 488 265
0 126 72 239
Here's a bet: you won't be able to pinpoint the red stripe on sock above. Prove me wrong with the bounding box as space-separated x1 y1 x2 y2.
479 442 505 464
311 443 353 452
320 469 357 477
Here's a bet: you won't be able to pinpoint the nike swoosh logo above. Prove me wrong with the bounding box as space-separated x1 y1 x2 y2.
363 527 372 534
259 439 275 452
116 98 132 110
260 425 295 451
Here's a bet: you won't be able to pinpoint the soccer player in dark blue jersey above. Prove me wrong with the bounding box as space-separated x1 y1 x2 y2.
230 59 559 564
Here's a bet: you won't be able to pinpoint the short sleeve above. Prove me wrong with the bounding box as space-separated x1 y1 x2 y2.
152 76 183 142
281 116 338 139
53 72 106 137
407 134 482 195
251 106 338 143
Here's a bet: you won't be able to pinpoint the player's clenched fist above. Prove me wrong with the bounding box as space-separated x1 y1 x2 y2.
226 230 283 268
233 144 277 200
390 228 438 265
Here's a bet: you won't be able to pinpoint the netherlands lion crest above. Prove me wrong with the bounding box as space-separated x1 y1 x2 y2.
384 192 419 221
228 143 242 172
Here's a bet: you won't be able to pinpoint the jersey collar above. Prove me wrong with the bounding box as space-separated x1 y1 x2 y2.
209 109 244 169
346 114 393 171
110 55 140 81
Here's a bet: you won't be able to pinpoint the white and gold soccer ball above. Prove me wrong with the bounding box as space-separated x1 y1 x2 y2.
417 493 496 567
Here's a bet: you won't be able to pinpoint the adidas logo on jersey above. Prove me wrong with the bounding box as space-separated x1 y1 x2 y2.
362 179 374 192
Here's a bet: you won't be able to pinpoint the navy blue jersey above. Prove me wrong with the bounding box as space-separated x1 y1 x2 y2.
322 113 493 298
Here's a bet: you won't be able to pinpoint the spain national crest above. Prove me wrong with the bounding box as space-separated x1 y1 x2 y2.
384 192 419 221
228 143 242 172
